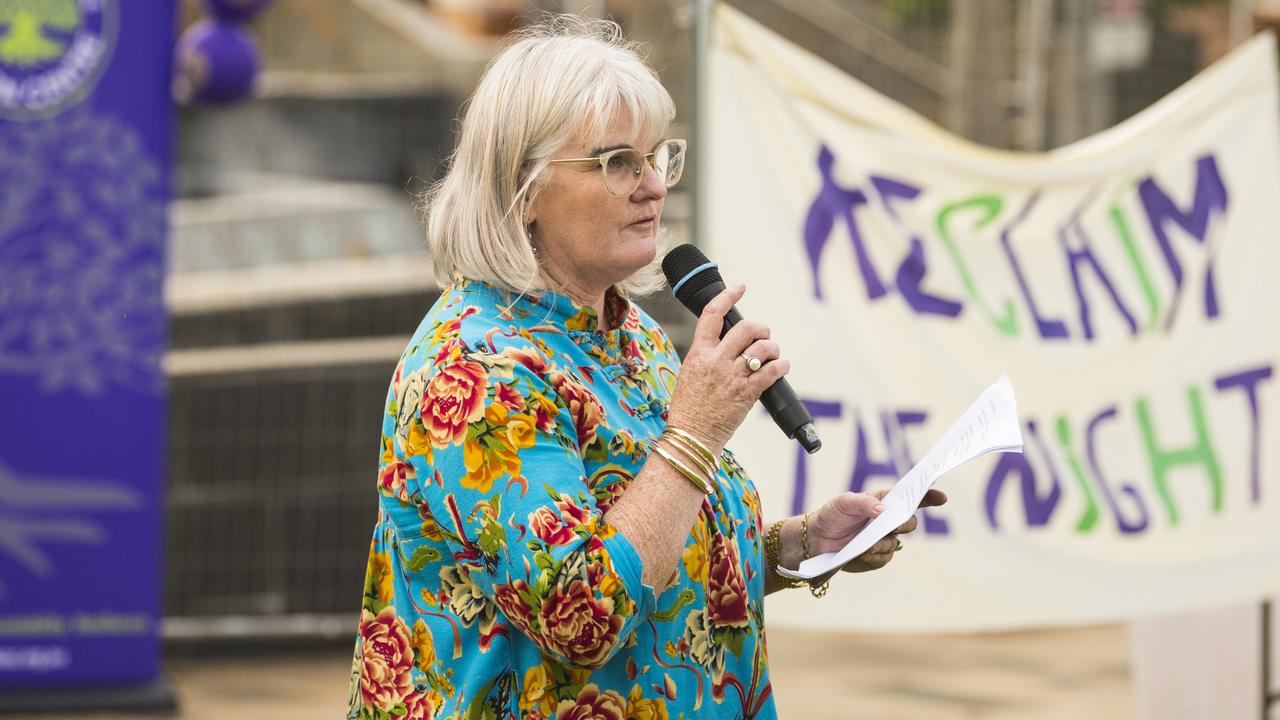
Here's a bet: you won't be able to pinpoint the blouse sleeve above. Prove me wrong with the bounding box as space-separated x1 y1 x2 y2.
397 346 657 669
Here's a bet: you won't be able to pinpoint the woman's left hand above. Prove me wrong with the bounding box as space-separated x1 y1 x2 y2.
807 488 949 574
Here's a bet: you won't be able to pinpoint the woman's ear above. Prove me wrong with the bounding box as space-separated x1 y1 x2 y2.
522 192 537 226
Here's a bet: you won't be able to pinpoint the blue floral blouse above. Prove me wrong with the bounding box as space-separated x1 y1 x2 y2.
348 280 777 720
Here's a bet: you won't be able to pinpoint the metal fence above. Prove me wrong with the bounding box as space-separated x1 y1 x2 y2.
164 295 433 637
162 0 1258 639
729 0 1254 151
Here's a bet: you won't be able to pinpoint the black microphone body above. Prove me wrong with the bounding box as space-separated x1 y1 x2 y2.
662 245 822 454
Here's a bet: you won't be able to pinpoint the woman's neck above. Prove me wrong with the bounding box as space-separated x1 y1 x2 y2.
539 267 611 331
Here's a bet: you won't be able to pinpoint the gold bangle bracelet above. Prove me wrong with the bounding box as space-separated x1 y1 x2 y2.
653 443 714 495
800 511 813 558
765 519 805 590
661 435 717 480
799 511 829 598
663 427 719 467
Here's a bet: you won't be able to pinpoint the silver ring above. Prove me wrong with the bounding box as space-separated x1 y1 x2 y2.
741 354 762 373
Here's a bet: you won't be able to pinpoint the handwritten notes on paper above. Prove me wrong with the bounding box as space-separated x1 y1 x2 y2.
778 376 1024 580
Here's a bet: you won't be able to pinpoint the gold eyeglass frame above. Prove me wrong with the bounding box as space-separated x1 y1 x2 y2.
547 138 687 197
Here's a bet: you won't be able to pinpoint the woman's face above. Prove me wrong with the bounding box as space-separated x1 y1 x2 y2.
527 111 667 300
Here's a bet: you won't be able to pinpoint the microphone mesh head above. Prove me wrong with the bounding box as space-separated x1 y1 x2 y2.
662 243 724 311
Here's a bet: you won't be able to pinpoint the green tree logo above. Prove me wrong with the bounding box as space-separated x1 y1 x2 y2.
0 0 83 67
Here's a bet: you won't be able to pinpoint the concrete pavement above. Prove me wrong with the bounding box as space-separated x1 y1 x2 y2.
16 624 1132 719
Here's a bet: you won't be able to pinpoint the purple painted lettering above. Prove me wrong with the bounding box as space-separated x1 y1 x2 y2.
1139 153 1227 324
804 146 886 301
1213 364 1273 503
870 175 963 318
984 419 1061 529
1002 191 1070 339
1086 407 1149 534
1061 194 1138 339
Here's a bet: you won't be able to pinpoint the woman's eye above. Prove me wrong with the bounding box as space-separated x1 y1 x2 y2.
606 155 631 170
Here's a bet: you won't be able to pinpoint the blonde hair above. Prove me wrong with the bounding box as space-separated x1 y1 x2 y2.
422 14 676 296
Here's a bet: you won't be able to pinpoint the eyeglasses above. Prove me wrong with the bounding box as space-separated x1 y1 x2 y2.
547 139 687 197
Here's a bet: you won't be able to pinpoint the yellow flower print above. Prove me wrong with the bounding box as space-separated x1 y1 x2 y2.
628 684 670 720
461 435 521 493
484 401 509 426
741 481 761 518
598 571 619 597
459 401 534 492
368 547 394 604
520 663 548 712
482 401 534 443
681 543 709 585
682 520 710 584
506 412 538 450
586 517 618 541
404 420 432 462
411 618 436 672
565 307 595 331
426 316 461 346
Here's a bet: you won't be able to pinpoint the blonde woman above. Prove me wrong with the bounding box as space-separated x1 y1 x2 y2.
348 15 944 720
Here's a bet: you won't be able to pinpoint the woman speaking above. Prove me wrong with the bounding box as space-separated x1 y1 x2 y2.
348 15 944 720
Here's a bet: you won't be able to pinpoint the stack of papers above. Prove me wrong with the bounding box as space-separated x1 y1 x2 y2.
777 376 1023 580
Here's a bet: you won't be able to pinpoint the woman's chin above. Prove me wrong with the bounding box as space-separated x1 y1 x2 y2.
631 236 660 270
619 228 658 260
588 230 658 287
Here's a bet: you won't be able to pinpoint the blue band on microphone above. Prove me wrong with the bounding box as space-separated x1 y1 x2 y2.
671 262 719 297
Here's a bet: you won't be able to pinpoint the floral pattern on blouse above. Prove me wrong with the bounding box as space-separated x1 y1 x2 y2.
348 280 777 720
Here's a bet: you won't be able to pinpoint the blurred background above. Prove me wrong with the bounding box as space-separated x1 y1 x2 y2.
5 0 1280 717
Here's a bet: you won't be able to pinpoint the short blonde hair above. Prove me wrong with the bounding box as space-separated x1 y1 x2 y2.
422 15 676 296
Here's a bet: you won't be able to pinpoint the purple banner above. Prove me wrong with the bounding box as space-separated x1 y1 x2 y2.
0 0 174 689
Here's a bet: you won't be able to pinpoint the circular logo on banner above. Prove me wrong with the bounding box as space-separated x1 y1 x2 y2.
0 0 118 121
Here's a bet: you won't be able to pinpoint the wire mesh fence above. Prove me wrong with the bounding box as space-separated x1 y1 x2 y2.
166 361 395 627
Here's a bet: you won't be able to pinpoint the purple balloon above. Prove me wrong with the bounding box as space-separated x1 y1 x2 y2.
202 0 275 23
174 18 260 104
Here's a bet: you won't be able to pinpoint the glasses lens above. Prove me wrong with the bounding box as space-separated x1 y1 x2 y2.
655 141 685 188
603 150 644 196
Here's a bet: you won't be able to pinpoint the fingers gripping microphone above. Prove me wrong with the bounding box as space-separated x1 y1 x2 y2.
662 244 821 454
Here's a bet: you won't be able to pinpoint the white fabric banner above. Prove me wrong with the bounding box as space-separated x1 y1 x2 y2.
707 4 1280 631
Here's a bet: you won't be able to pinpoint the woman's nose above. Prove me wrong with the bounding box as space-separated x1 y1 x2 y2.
631 161 668 201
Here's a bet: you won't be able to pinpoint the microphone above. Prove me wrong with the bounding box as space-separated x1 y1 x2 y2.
661 244 821 454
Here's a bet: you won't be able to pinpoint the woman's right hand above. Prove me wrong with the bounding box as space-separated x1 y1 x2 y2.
665 283 790 454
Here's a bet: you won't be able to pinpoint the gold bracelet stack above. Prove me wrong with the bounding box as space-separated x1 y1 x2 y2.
652 426 719 495
765 519 805 590
799 511 830 598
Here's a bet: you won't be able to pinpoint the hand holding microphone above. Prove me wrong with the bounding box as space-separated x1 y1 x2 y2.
662 244 821 454
660 281 792 456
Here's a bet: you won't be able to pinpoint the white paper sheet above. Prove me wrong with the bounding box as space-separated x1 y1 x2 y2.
777 376 1023 580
